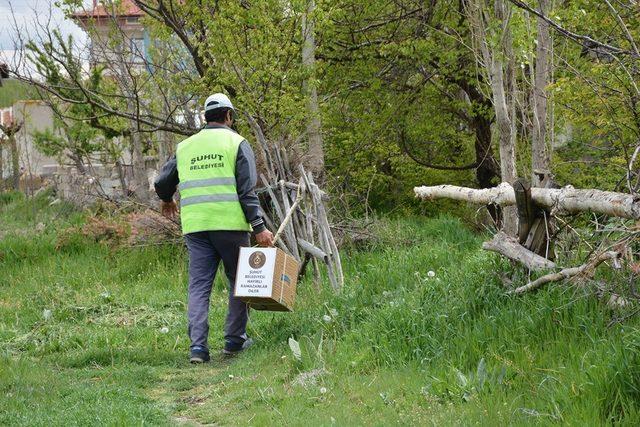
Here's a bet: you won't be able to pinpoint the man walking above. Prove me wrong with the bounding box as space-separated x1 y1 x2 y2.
154 93 273 363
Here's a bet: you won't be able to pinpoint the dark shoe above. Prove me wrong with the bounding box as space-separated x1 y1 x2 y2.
222 338 254 356
190 345 210 364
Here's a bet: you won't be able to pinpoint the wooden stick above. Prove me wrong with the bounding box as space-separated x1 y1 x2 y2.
262 209 291 253
273 140 287 180
275 181 328 200
278 179 300 260
286 181 308 243
260 173 285 223
511 250 621 294
303 191 321 289
297 238 328 260
273 187 303 245
303 168 340 291
307 170 344 288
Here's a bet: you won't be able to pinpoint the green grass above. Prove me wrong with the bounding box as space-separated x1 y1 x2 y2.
0 79 37 108
1 190 640 425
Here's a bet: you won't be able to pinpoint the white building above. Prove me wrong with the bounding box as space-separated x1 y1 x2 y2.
71 0 148 73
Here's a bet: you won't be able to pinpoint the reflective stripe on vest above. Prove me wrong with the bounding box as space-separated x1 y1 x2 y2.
176 128 251 234
180 193 239 207
178 177 236 191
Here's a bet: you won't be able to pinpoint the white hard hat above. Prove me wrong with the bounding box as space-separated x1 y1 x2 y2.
204 93 234 112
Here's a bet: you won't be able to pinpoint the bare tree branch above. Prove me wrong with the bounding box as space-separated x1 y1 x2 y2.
506 0 639 58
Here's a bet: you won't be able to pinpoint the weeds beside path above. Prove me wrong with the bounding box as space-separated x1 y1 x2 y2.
2 191 640 425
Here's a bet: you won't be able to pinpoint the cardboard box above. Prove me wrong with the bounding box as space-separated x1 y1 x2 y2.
234 247 299 312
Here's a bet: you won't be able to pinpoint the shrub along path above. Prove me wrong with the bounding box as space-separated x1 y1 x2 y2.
1 191 640 425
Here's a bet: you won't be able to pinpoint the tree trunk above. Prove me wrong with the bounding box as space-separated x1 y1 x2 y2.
531 0 551 186
493 0 518 235
471 104 501 222
468 0 518 234
414 183 640 219
302 0 325 182
472 108 498 188
457 79 501 190
130 128 149 202
115 159 129 198
114 39 149 202
10 133 20 191
158 103 175 164
69 150 87 174
0 142 4 190
157 129 174 165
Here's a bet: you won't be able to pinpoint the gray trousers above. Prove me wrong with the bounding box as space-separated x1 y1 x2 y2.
184 230 250 351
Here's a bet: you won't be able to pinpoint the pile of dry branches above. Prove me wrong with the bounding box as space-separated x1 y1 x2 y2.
247 115 344 291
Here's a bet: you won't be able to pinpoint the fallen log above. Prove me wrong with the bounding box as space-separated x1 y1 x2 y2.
511 250 621 294
414 183 640 220
482 231 556 271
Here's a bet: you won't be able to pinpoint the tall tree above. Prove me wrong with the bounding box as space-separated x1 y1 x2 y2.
467 0 518 234
302 0 325 181
531 0 551 187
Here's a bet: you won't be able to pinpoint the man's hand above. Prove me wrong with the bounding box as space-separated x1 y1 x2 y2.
160 200 179 220
255 229 274 247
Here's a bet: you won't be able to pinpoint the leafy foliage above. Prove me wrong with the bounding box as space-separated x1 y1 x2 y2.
0 79 37 108
14 0 638 210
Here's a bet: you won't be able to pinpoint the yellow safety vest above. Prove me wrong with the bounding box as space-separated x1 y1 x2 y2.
176 128 251 234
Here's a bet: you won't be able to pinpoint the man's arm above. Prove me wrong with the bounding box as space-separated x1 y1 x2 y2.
154 155 179 219
236 140 268 234
154 155 179 202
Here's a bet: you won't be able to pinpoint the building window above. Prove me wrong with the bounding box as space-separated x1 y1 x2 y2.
130 38 145 61
126 16 139 24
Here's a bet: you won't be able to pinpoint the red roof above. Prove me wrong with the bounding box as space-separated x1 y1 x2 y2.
71 0 143 19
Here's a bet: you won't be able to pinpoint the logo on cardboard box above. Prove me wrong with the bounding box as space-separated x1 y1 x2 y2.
235 247 277 298
248 251 266 269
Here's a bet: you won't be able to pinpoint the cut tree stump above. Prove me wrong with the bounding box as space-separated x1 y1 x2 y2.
513 178 555 259
513 178 536 243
